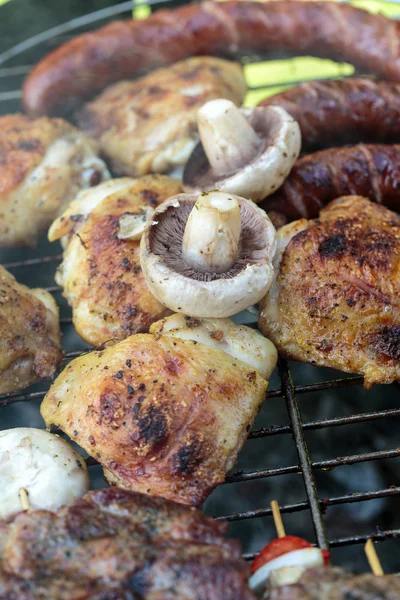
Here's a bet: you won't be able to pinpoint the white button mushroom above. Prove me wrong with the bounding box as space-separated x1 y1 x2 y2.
140 191 277 318
249 547 325 594
0 428 90 521
183 99 301 202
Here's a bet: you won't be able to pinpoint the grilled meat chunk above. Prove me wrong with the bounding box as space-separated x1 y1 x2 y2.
0 266 62 395
41 316 275 506
49 176 181 346
259 78 400 152
78 57 246 177
259 196 400 388
264 566 400 599
0 114 108 247
0 487 256 600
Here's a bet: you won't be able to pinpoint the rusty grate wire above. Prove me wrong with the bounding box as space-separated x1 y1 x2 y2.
0 0 400 566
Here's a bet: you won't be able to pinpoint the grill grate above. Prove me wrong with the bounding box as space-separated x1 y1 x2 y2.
1 0 400 569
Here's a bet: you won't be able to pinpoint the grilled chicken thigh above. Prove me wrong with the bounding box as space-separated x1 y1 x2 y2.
49 176 182 346
259 196 400 388
41 314 277 505
78 56 247 177
0 266 62 395
0 114 109 247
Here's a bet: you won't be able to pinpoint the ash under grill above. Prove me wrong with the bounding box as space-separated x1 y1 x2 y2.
0 0 399 575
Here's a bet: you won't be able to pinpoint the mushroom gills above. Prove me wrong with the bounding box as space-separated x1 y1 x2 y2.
151 313 277 380
183 100 301 202
140 192 276 318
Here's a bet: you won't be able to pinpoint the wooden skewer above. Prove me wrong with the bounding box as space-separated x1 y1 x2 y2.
18 487 30 512
365 539 384 576
271 500 286 538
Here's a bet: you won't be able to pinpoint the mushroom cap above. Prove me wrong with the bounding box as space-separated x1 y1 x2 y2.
140 193 276 318
0 428 90 521
183 105 301 202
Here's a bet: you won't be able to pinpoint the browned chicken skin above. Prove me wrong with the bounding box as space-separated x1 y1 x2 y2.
0 487 256 600
49 176 182 346
259 196 400 388
0 114 108 247
41 315 275 506
77 56 246 177
0 266 62 395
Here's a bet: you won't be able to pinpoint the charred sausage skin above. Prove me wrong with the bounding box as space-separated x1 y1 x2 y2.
262 145 400 221
23 1 400 116
259 79 400 152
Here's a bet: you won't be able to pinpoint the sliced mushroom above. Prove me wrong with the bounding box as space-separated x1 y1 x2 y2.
140 190 276 318
183 99 301 202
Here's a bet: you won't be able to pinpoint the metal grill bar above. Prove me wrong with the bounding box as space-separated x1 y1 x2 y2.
217 487 400 522
226 449 400 484
243 528 400 560
279 358 328 548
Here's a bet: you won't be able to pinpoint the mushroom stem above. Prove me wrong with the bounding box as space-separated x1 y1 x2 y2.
182 191 241 273
197 99 262 177
19 487 30 512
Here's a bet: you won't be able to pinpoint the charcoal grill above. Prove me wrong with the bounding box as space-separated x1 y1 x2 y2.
0 0 400 573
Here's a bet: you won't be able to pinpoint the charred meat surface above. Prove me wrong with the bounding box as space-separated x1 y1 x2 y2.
259 196 400 388
41 325 268 506
0 487 256 600
78 57 246 177
0 114 108 247
49 176 181 346
23 1 400 116
259 78 400 152
262 144 400 222
0 266 62 395
265 566 400 599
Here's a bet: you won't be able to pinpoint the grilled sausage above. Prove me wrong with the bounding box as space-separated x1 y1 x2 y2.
262 145 400 221
259 78 400 152
23 1 400 116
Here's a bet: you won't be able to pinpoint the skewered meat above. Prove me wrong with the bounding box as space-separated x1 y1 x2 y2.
262 144 400 222
0 266 62 395
259 78 400 152
77 57 246 177
259 196 400 389
250 536 329 593
0 428 89 521
41 314 277 506
49 176 182 346
0 487 256 600
23 1 400 116
264 566 400 599
0 114 109 247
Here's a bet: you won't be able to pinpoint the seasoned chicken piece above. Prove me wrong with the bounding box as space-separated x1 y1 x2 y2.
49 176 182 346
259 196 400 388
0 488 255 600
0 114 109 247
0 266 62 394
41 315 277 505
78 57 247 177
